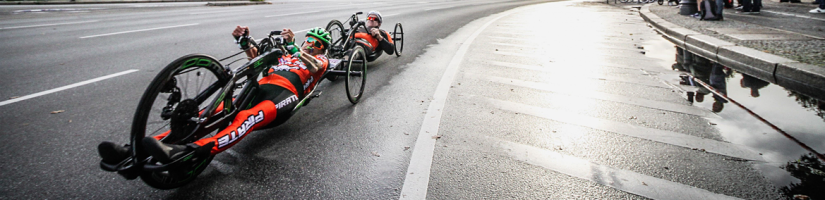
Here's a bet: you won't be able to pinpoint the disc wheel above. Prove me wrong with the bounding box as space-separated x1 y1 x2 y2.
393 23 404 57
345 46 367 104
131 54 226 189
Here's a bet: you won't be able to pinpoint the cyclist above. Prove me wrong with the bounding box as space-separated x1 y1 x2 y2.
98 27 331 164
355 10 394 60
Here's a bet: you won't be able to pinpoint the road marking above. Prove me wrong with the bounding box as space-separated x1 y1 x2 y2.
480 60 669 89
79 23 199 39
293 28 312 33
0 20 99 30
265 10 320 18
424 5 456 11
190 9 253 15
0 69 139 107
485 98 764 161
478 74 715 117
399 6 522 200
499 139 744 200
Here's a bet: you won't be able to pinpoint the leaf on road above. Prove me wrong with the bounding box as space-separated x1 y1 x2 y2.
9 96 20 99
629 116 637 119
432 135 442 140
404 147 410 151
371 151 380 157
403 132 409 135
51 110 65 114
642 182 648 186
708 122 717 125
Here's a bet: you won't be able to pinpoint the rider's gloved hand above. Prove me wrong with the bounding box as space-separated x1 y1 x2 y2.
233 26 251 50
370 28 384 41
281 28 295 44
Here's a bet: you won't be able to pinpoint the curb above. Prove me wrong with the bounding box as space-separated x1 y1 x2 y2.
639 4 825 99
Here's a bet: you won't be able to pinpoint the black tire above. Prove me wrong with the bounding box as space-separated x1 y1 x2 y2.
131 54 227 189
393 23 404 57
325 20 346 81
658 0 664 5
620 0 629 3
345 46 367 104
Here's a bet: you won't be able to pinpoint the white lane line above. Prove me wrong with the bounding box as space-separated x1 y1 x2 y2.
79 23 198 39
190 9 253 15
481 61 669 89
265 10 320 18
0 20 99 30
423 5 456 11
293 28 312 33
398 6 521 200
499 139 744 200
479 74 715 118
486 98 764 161
0 69 139 107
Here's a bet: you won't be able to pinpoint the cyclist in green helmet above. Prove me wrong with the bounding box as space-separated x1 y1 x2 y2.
98 27 333 165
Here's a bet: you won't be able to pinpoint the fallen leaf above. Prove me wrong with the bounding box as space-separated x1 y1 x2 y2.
9 96 20 99
708 122 717 125
371 151 380 157
403 132 409 135
68 120 72 123
51 110 65 114
630 116 637 119
404 147 410 151
432 135 442 139
642 182 648 186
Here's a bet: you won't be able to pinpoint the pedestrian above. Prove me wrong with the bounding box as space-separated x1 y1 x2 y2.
811 0 825 13
739 0 762 14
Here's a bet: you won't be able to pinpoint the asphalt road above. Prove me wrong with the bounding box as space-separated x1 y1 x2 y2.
0 0 786 199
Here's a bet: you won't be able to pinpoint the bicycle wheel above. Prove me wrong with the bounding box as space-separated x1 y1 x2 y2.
345 46 367 104
131 54 228 189
325 20 346 81
393 23 404 57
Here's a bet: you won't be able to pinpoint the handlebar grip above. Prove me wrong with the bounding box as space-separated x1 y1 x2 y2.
356 11 363 15
270 30 282 37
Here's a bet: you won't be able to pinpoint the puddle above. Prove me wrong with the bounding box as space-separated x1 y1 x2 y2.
672 46 825 199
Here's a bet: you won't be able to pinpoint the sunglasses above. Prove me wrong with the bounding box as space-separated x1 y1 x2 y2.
367 16 380 22
305 37 324 49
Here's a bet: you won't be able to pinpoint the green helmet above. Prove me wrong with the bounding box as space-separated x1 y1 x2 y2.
306 27 331 48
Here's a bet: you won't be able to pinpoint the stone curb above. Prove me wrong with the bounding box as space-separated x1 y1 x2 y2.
640 4 825 98
0 0 262 5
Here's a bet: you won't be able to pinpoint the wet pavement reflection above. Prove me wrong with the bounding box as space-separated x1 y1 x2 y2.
672 46 825 199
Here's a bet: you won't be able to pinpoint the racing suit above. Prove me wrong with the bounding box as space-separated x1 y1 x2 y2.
153 48 328 155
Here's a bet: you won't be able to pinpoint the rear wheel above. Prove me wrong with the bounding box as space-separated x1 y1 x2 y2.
325 20 346 81
131 54 226 189
345 46 367 104
393 23 404 57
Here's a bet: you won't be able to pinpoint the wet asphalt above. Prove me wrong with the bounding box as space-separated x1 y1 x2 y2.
0 0 796 199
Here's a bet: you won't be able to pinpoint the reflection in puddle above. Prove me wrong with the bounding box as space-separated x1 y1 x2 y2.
672 46 825 199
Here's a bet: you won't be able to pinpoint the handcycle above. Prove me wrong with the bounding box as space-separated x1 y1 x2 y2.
99 29 368 189
324 11 404 65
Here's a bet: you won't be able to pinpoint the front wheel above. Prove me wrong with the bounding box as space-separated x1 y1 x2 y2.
393 23 404 57
345 46 367 104
325 20 346 81
131 54 226 189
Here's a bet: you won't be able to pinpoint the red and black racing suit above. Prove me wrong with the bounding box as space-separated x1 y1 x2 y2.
153 52 328 155
354 27 394 61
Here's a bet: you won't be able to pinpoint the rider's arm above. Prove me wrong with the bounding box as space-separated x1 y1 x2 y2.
297 50 323 74
377 31 394 55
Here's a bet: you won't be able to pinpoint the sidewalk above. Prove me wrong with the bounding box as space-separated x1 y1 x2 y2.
636 0 825 99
